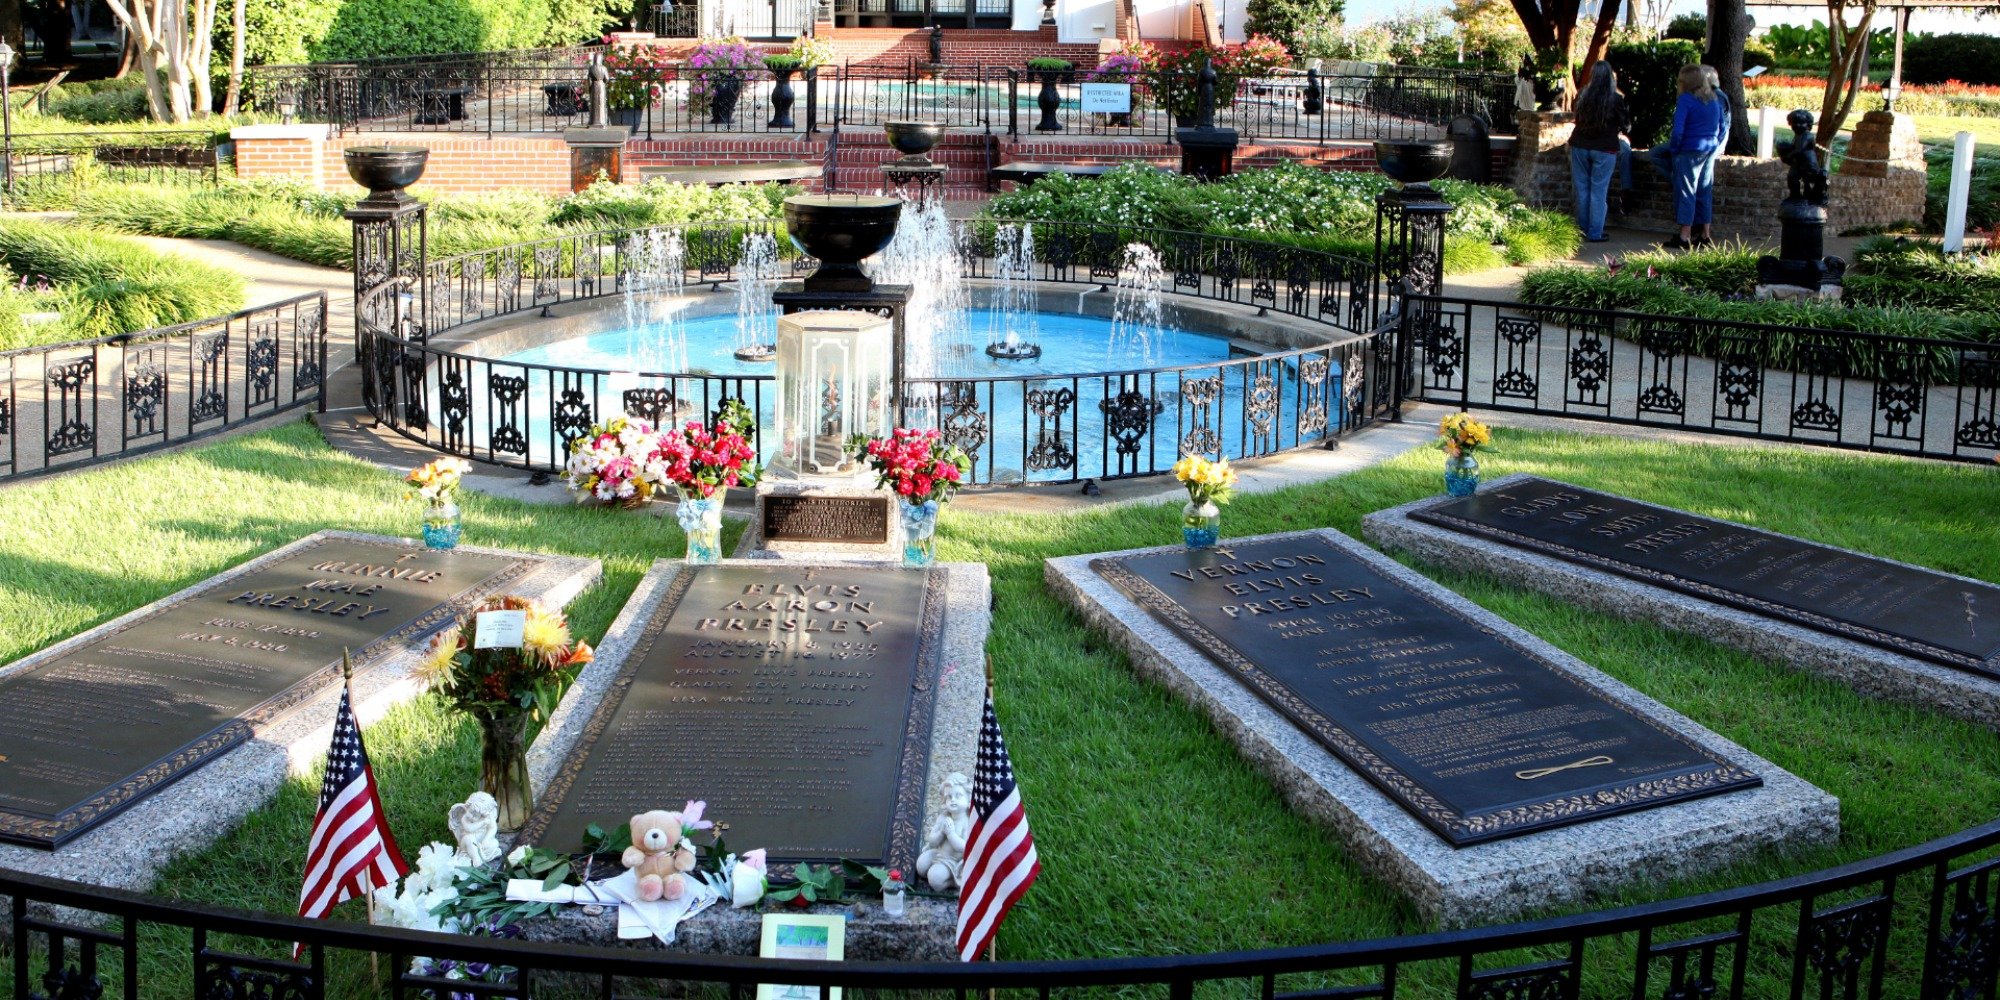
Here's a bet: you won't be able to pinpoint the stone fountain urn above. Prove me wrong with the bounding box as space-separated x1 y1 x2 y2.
783 194 905 293
1373 140 1453 198
884 121 946 165
343 145 429 206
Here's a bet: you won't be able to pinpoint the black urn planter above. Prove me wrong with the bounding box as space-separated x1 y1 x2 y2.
783 194 904 293
1035 71 1064 132
884 120 945 163
610 106 642 129
342 145 429 206
1373 140 1453 196
768 69 797 129
710 74 744 125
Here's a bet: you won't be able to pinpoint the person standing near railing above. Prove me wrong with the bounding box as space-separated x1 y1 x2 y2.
1649 64 1723 251
1567 61 1627 244
1696 64 1730 246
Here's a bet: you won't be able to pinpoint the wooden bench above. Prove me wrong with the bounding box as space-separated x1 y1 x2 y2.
988 162 1125 188
637 161 824 186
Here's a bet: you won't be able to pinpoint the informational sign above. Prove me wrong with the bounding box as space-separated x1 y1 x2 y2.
1080 82 1133 115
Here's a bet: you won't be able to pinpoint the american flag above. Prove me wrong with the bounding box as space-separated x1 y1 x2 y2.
955 690 1040 962
298 667 407 928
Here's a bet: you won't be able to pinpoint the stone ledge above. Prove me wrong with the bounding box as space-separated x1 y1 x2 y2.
1362 474 2000 732
1046 528 1838 927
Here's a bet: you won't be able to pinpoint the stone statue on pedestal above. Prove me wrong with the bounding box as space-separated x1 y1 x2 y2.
587 53 611 130
917 772 973 891
1756 108 1845 294
1783 109 1829 205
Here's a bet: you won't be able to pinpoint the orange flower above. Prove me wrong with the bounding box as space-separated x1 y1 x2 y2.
564 640 596 667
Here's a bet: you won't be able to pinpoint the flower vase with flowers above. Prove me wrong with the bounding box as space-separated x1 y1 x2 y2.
851 428 973 568
564 415 670 507
407 457 472 549
656 398 761 563
688 37 765 124
1173 454 1236 549
1436 411 1493 496
420 597 595 831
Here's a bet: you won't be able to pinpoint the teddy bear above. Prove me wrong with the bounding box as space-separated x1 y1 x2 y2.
621 809 696 902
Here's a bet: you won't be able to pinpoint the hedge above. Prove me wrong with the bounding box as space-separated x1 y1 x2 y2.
1607 38 1705 148
1903 33 2000 87
0 221 247 344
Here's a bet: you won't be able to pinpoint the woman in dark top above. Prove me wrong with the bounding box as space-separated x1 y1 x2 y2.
1568 61 1628 243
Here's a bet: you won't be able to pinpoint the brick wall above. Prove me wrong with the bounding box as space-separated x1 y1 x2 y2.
1509 111 1928 239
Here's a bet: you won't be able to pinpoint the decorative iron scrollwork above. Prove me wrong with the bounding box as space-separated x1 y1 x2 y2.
1925 866 1998 999
1465 965 1573 1000
1024 387 1076 472
489 373 528 456
248 329 279 406
533 245 561 304
1103 384 1156 463
439 368 470 448
1297 356 1330 437
1569 334 1610 404
622 387 684 425
126 351 168 438
1803 898 1891 993
191 333 229 424
939 381 990 463
198 961 314 1000
553 384 593 449
46 357 97 458
1246 371 1278 442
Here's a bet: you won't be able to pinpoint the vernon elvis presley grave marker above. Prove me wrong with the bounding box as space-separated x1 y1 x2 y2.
1409 477 2000 680
1093 534 1760 845
0 537 535 849
522 564 947 873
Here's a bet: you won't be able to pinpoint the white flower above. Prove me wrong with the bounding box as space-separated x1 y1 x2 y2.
730 861 766 908
507 845 531 866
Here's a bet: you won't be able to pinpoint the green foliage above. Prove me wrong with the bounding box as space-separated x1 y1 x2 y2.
1026 57 1074 72
1244 0 1344 59
982 163 1580 273
1760 22 1826 63
549 177 794 229
221 0 343 67
0 221 246 343
35 77 152 123
1903 33 2000 87
1849 237 2000 313
312 0 553 60
543 0 629 46
1664 12 1705 41
762 53 803 71
1608 38 1705 147
1741 37 1776 71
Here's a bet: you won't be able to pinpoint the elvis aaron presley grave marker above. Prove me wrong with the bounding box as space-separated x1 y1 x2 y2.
0 535 546 850
522 562 952 875
1085 533 1763 846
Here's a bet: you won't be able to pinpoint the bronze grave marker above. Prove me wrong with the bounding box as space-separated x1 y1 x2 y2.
522 564 946 874
760 495 892 544
0 537 535 848
1094 534 1760 845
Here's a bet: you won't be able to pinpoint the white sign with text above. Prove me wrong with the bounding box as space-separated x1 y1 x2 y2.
1080 82 1132 114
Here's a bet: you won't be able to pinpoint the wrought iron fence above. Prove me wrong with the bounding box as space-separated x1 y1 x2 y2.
1 130 222 204
652 1 702 36
244 49 605 135
6 811 1999 998
353 219 1388 482
1402 294 2000 464
0 293 330 483
830 63 1008 131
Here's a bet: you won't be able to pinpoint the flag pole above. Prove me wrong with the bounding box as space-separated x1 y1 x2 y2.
345 649 383 986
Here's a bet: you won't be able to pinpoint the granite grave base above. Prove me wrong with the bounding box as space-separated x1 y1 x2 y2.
1362 474 2000 731
523 557 991 954
1046 528 1838 927
744 478 902 561
519 895 959 963
0 532 600 913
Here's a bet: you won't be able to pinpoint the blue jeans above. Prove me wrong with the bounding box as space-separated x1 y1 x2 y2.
1650 144 1712 228
1569 146 1616 240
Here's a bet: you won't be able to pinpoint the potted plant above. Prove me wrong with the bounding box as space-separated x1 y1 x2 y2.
604 42 669 128
763 53 803 129
419 597 595 831
851 428 972 568
1084 51 1146 127
689 36 766 126
1147 35 1291 127
1027 57 1073 132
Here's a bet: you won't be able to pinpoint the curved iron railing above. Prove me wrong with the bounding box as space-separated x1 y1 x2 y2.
0 293 329 482
358 220 1392 484
6 811 1997 997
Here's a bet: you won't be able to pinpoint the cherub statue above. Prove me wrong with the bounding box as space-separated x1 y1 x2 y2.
1784 109 1829 206
448 791 502 866
917 772 974 892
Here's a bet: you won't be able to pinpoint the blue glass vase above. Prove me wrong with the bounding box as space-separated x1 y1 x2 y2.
1444 452 1481 497
900 500 940 568
1182 500 1221 550
677 489 725 564
421 500 462 550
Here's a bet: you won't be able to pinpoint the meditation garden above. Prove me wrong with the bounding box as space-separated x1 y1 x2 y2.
0 1 1997 997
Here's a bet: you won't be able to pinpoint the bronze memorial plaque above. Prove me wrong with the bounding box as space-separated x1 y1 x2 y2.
1095 534 1759 845
1411 477 2000 680
522 564 946 874
761 495 891 544
0 537 534 849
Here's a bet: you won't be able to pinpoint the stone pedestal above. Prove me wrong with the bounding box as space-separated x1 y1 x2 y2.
1176 126 1240 181
1839 110 1923 179
747 478 899 560
563 125 630 192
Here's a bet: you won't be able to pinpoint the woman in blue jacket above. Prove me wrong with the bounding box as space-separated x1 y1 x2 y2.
1649 64 1723 249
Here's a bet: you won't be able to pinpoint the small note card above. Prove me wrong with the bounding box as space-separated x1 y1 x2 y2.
474 609 528 649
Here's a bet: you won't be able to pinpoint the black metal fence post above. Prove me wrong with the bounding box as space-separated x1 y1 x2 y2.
0 43 15 199
805 66 818 134
1007 69 1019 137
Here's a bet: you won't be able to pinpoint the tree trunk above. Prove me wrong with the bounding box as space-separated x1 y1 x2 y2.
221 0 243 114
1816 2 1874 150
1705 0 1754 155
1 3 24 65
115 27 137 76
1581 0 1622 80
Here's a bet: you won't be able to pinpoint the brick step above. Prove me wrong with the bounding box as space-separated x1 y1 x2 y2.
833 150 990 164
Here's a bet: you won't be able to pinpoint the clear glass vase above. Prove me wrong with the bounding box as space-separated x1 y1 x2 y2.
1182 499 1221 550
1444 452 1481 497
474 711 532 832
421 500 462 550
677 488 725 564
900 499 940 568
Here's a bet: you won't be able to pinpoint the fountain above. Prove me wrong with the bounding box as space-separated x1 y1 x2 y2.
986 223 1042 360
732 232 781 362
875 199 971 380
619 228 689 373
1108 243 1169 367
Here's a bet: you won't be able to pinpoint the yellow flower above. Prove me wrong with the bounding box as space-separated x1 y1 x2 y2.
416 630 462 690
522 603 574 666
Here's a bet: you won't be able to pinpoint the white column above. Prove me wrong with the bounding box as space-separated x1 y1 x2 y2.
1943 130 1975 253
1756 106 1777 159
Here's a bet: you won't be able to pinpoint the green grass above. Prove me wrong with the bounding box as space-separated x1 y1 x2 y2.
1 421 1997 998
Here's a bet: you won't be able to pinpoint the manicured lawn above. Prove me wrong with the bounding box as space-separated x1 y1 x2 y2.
1 420 1996 998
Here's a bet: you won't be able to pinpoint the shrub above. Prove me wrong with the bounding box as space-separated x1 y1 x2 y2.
549 177 794 229
1026 57 1074 72
1903 33 2000 87
1664 12 1705 41
312 0 552 60
0 220 246 341
1608 38 1704 147
1244 0 1345 60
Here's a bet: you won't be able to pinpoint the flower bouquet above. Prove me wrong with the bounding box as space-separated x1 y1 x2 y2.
851 428 972 568
421 597 594 830
564 415 668 507
655 399 761 563
1435 411 1492 496
407 456 471 549
1173 454 1236 549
